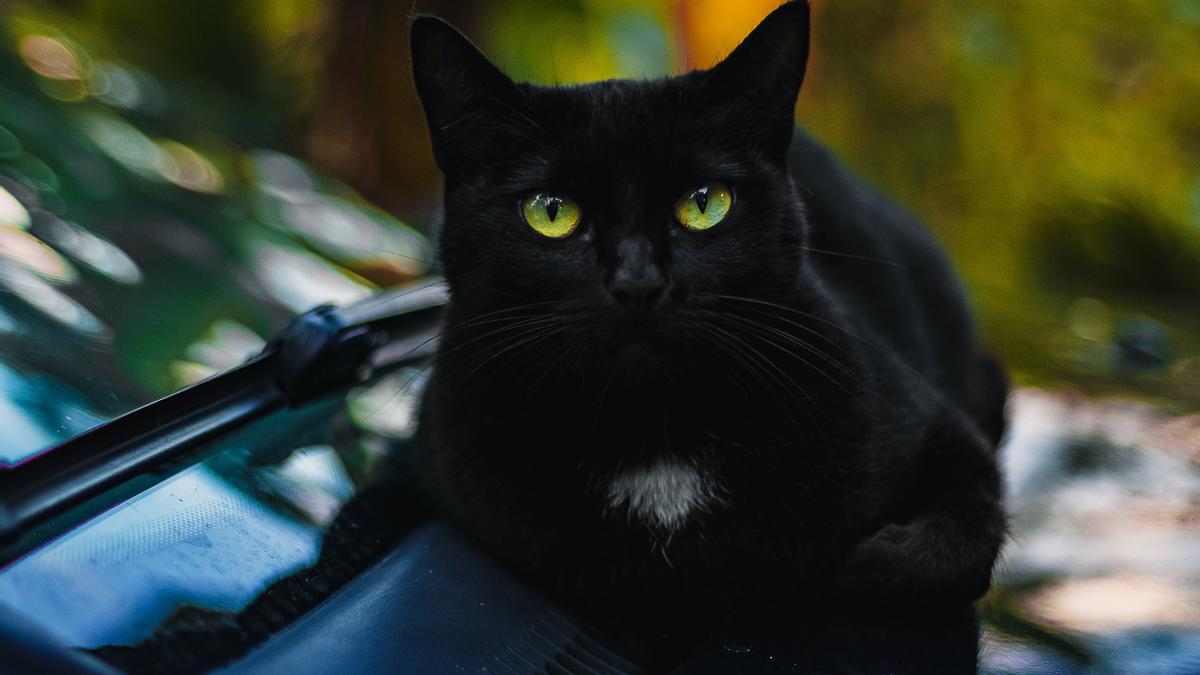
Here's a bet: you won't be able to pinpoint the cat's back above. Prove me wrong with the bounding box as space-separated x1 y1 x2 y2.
788 129 979 405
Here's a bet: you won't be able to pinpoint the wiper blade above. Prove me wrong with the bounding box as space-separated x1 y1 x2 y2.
0 280 447 545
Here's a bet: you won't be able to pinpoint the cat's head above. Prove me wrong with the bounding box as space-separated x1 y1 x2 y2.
412 2 811 374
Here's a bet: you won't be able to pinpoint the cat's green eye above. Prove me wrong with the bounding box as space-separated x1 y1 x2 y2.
674 182 733 232
521 193 582 239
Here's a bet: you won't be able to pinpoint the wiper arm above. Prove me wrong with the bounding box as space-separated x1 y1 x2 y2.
270 279 447 404
0 280 447 546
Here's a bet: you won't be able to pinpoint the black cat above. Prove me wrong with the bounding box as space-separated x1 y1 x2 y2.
412 0 1006 666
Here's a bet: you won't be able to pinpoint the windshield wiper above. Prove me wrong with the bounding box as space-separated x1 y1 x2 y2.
0 280 447 546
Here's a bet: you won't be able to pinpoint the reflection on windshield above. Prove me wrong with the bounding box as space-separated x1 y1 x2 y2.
0 369 407 647
39 216 142 285
0 263 107 337
0 183 29 227
248 240 372 314
170 318 265 387
348 367 427 440
0 458 337 647
0 361 104 466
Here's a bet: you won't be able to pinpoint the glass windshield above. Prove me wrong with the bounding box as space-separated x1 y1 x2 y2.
0 22 431 467
0 361 427 648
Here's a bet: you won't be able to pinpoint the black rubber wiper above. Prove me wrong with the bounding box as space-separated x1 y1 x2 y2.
0 280 447 545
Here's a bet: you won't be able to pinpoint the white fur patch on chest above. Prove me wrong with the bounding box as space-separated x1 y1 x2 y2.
606 459 717 531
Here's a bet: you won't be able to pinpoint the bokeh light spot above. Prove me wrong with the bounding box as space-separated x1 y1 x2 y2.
39 217 142 285
0 265 107 338
154 140 224 193
88 62 167 113
1067 297 1112 342
0 186 31 230
251 150 316 198
79 112 163 178
1025 576 1200 634
19 35 84 81
0 227 77 282
248 241 372 313
185 319 265 372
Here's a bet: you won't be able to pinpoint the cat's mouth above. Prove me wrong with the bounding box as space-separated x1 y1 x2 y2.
610 335 660 366
590 309 683 371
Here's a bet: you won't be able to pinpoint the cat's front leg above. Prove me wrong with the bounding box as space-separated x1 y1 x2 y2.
838 414 1006 606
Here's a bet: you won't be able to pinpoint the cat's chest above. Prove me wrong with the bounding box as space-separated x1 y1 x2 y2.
603 458 723 531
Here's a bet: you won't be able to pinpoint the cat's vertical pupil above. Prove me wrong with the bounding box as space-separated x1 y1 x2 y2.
694 186 709 214
521 194 580 237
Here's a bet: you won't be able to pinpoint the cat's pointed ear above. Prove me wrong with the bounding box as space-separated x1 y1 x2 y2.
705 1 809 155
411 16 528 175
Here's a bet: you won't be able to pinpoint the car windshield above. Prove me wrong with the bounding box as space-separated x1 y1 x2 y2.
0 22 431 467
0 358 429 648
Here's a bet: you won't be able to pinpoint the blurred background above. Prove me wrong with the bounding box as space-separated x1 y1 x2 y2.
0 0 1197 672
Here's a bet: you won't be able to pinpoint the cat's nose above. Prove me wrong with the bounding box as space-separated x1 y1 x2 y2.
608 238 669 312
610 270 667 311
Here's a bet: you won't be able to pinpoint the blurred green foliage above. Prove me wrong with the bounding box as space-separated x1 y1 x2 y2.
800 1 1200 409
6 0 1198 408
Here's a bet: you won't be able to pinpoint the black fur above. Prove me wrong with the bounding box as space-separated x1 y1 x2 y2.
412 1 1006 667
